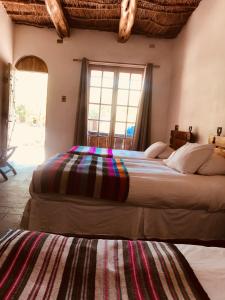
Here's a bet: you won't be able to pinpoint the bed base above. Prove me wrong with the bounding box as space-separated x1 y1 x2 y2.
21 197 225 241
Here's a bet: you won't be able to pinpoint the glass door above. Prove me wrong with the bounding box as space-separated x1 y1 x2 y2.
87 65 143 150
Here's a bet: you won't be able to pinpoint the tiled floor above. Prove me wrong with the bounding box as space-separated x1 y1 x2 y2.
0 164 35 232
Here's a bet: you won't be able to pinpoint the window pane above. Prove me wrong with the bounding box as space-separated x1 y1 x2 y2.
90 70 102 87
88 120 99 133
126 123 135 137
99 121 110 134
101 88 113 104
116 106 127 122
100 105 111 121
88 104 99 119
117 89 129 105
127 107 138 122
102 71 114 88
129 90 141 106
89 87 101 103
115 122 126 136
130 74 142 90
118 72 130 89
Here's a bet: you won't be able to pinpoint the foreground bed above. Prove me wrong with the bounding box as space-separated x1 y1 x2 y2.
2 229 225 299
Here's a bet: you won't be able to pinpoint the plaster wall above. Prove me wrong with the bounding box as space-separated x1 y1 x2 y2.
168 0 225 142
14 26 174 157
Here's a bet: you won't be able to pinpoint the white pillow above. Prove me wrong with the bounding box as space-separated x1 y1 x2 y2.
164 143 214 174
144 142 167 159
197 153 225 175
158 146 174 159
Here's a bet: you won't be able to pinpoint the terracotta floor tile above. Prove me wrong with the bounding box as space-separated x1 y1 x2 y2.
0 163 36 232
0 214 22 231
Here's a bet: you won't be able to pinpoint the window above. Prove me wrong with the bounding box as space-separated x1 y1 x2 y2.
87 65 143 149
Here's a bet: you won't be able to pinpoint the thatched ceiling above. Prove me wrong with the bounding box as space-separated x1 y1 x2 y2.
1 0 202 40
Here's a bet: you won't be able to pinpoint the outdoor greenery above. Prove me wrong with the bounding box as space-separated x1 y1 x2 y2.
15 104 26 122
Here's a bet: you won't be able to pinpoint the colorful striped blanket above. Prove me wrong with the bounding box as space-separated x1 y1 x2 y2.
0 230 209 300
32 153 129 202
68 145 113 158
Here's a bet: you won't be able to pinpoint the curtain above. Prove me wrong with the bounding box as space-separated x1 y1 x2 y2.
74 57 89 145
133 63 153 151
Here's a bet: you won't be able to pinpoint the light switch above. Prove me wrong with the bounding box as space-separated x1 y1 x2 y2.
61 96 67 102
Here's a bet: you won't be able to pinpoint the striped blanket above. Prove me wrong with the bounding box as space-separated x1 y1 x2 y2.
68 146 113 158
0 230 209 300
32 153 129 202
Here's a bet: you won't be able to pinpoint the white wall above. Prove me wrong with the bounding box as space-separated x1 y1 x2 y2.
167 0 225 142
0 3 14 148
14 26 173 157
0 4 14 63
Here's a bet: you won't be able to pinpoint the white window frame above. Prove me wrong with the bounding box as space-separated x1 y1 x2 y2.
87 64 144 149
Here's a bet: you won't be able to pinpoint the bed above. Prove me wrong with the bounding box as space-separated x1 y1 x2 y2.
68 126 195 160
21 130 225 240
0 228 224 300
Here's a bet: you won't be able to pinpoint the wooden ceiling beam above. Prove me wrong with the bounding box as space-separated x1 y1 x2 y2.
44 0 70 38
2 0 44 5
118 0 137 43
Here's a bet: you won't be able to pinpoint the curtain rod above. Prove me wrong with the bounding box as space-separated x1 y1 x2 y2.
73 58 160 69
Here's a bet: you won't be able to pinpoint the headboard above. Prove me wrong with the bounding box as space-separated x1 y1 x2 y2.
170 125 195 150
208 127 225 157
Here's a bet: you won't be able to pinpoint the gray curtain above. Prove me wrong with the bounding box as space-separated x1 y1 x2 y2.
74 57 89 145
133 63 153 151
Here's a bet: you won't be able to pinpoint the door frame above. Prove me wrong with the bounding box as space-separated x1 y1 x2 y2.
0 63 15 154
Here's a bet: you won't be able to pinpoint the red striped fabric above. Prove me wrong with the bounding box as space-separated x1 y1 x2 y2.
32 153 129 202
68 146 113 158
0 230 210 300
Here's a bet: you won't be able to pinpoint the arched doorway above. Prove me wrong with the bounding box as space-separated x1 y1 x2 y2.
10 55 48 165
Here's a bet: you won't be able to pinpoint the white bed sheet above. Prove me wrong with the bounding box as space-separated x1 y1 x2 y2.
177 244 225 300
112 149 147 159
125 158 225 211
